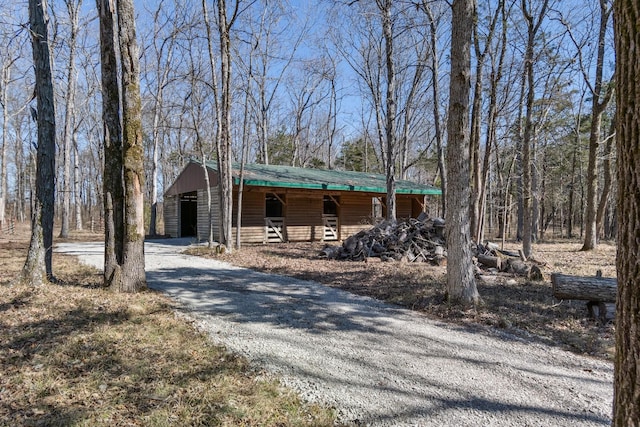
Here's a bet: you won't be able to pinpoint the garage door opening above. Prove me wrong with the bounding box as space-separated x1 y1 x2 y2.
180 192 197 237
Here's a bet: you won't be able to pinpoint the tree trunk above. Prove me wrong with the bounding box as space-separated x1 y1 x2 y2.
515 50 526 243
201 0 221 248
596 118 615 240
199 148 214 247
73 137 83 230
0 60 11 233
14 115 27 224
217 0 236 252
520 0 550 258
147 5 177 237
117 0 146 291
22 0 56 284
567 133 578 238
236 53 253 249
613 1 640 423
477 1 506 242
423 4 446 217
380 0 397 221
445 0 479 306
521 21 534 257
581 0 613 251
327 76 338 169
97 0 124 288
59 0 82 239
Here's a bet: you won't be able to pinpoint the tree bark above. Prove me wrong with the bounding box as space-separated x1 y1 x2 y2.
445 0 479 306
201 0 221 248
469 4 499 243
147 3 177 237
97 0 124 288
73 136 83 230
520 0 550 258
473 1 504 243
21 0 56 284
59 0 82 239
217 0 237 252
613 1 640 423
596 118 615 240
581 0 613 251
379 0 397 221
0 61 10 234
236 49 254 249
117 0 146 291
422 3 446 217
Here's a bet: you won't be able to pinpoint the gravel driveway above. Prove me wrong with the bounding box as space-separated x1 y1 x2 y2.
56 239 613 426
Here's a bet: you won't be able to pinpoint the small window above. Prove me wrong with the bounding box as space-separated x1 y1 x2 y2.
323 196 339 216
266 194 284 217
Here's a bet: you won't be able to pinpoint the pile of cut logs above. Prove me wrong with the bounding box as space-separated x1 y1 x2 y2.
319 213 447 265
319 215 543 278
475 242 544 280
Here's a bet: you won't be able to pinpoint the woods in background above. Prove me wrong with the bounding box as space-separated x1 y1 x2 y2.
0 0 616 250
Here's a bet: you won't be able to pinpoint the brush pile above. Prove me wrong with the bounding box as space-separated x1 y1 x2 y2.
319 214 544 279
319 214 447 265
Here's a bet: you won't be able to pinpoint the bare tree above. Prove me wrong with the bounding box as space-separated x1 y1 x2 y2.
469 1 501 242
286 59 327 167
249 1 304 166
117 0 147 291
595 117 614 239
337 0 432 220
97 0 124 287
575 0 614 251
97 0 146 292
21 0 57 285
202 0 222 248
216 0 240 252
0 54 16 233
59 0 83 238
520 0 550 259
144 0 180 237
613 1 640 423
421 1 447 217
445 0 479 306
476 0 509 243
378 0 397 220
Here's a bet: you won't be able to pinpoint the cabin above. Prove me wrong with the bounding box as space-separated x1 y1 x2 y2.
163 161 441 244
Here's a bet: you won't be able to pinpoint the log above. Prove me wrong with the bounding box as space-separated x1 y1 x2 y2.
551 273 617 303
507 259 530 276
477 254 503 271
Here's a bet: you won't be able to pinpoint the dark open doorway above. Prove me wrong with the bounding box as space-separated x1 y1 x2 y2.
180 192 197 237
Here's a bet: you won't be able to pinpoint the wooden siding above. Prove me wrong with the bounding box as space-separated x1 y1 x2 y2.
231 190 266 244
163 195 178 237
397 197 412 219
286 193 323 241
234 190 264 226
196 187 220 242
164 162 218 196
231 226 265 244
165 183 434 244
339 193 375 237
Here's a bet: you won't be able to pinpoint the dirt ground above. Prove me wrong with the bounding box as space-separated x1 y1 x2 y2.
205 239 617 361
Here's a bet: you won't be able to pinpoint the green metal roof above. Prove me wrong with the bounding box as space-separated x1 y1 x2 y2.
203 161 441 195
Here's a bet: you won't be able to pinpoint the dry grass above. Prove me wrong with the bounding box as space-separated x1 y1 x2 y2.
0 229 336 427
204 239 617 361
